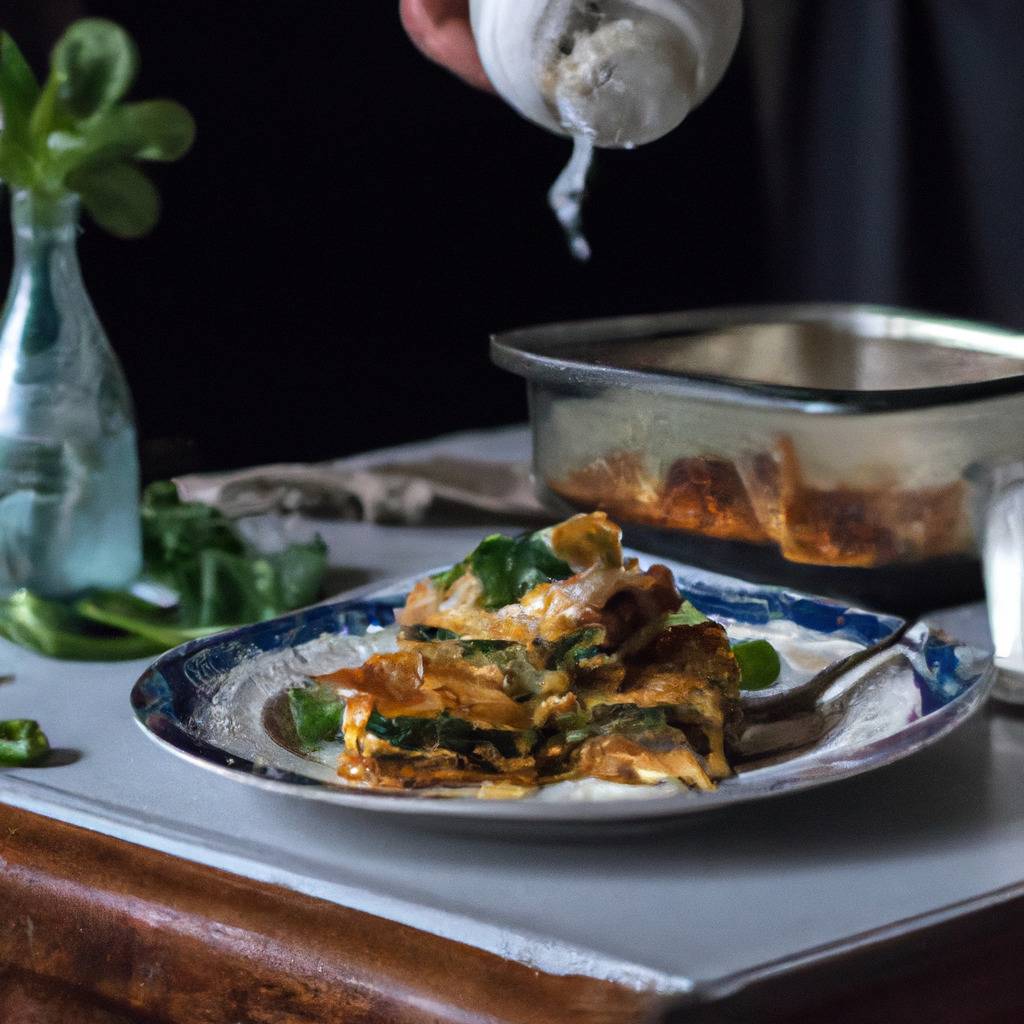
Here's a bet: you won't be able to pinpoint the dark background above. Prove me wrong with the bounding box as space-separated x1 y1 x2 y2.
2 1 1022 477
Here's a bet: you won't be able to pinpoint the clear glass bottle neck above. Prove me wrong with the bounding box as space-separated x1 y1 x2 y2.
10 189 81 258
2 189 88 359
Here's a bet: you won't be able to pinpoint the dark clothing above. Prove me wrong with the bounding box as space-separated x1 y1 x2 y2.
745 0 1024 327
2 1 1020 475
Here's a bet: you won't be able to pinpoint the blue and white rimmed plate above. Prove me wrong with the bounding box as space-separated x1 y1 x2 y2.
129 554 995 826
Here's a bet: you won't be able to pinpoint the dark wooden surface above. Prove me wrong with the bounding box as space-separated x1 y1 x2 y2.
0 803 657 1024
668 890 1024 1024
0 970 146 1024
2 801 1022 1024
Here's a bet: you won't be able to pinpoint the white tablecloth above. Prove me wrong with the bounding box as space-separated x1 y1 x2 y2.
2 426 1022 997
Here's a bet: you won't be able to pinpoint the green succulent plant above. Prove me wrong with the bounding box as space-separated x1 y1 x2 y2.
0 18 195 237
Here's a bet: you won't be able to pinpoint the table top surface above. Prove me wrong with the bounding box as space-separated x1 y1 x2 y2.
1 425 1022 1000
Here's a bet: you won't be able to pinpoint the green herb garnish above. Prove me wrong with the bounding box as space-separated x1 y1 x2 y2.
288 686 344 750
142 482 327 628
457 638 520 658
662 602 781 690
432 530 573 609
732 639 782 690
0 483 328 661
0 719 50 766
430 561 469 592
367 710 528 759
562 704 670 745
665 601 709 627
432 531 573 609
582 704 669 736
0 589 168 660
471 533 573 609
541 627 605 670
402 625 460 643
75 590 222 650
0 19 194 237
284 686 531 760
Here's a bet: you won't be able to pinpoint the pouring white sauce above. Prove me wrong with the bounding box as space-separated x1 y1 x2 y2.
548 134 595 261
470 0 744 258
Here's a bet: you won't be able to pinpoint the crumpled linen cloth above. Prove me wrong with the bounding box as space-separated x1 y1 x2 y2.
173 455 549 524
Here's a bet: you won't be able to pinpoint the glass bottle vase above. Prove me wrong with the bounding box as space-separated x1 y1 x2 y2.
0 188 141 598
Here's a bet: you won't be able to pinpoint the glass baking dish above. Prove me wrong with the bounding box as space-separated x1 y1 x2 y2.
492 304 1024 615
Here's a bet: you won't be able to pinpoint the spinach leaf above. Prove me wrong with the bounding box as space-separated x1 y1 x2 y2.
0 589 165 660
51 18 137 120
458 638 520 658
288 686 344 750
271 540 329 613
470 532 572 610
401 625 460 643
541 627 605 670
0 20 192 235
665 601 708 627
167 542 326 628
0 33 41 188
0 136 35 189
0 483 327 660
431 529 572 609
142 482 326 628
58 99 196 165
0 719 50 766
68 159 160 238
732 639 782 691
400 628 529 686
285 691 531 760
431 560 468 592
662 601 782 690
367 710 527 759
27 69 67 145
562 704 669 744
587 704 668 735
75 591 221 649
0 33 40 152
141 481 245 577
401 626 519 660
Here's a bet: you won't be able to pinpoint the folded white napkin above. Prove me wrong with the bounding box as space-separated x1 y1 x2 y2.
174 455 547 524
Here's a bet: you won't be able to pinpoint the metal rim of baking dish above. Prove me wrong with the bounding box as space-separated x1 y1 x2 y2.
490 302 1024 414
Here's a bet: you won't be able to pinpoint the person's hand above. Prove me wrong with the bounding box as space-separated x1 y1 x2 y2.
399 0 492 91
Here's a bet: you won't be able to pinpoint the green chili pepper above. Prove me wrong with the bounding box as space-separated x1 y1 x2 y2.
0 719 50 766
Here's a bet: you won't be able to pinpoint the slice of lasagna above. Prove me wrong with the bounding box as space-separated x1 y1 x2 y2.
290 513 742 797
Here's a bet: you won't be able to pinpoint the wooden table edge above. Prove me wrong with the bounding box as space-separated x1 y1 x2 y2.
662 886 1024 1022
5 799 1022 1023
0 802 662 1024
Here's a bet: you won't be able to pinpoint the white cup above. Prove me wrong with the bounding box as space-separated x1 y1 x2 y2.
977 462 1024 704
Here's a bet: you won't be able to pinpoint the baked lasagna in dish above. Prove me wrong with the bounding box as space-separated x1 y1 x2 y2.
289 513 748 798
